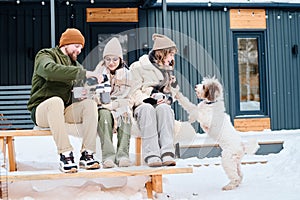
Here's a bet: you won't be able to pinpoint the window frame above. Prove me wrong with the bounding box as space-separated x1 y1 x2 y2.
233 31 267 116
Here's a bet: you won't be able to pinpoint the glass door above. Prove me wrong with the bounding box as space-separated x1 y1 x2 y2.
233 31 267 116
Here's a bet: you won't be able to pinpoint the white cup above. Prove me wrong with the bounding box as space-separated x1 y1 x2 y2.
73 87 84 98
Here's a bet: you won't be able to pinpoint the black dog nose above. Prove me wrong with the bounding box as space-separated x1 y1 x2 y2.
195 85 197 89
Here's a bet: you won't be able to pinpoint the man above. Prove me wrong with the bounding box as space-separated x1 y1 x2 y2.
27 28 100 173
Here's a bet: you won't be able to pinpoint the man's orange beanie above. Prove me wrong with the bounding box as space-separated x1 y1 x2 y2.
59 28 85 48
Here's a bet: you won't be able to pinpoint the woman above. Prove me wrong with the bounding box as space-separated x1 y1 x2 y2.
94 37 132 168
129 33 178 167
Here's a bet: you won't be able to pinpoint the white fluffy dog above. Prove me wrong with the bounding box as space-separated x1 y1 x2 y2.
175 77 259 190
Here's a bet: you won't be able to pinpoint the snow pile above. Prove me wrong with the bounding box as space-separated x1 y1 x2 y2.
267 134 300 184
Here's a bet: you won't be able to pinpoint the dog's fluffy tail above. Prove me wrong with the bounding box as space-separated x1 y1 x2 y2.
243 138 260 154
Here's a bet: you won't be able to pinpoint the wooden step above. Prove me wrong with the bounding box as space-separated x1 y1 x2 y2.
1 166 193 182
188 159 268 167
0 166 193 199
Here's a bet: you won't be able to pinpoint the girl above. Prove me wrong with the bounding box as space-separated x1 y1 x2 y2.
129 34 178 167
94 37 132 168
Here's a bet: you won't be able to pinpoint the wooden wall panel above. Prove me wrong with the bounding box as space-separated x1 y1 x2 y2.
230 9 266 29
86 8 138 22
234 117 270 132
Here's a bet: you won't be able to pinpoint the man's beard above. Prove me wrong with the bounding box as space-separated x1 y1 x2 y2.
65 47 78 61
68 52 78 61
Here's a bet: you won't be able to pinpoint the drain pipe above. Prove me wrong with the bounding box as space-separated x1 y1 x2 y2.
50 0 55 48
162 0 167 34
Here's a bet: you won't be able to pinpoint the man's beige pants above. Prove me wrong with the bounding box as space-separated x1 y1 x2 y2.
36 96 98 154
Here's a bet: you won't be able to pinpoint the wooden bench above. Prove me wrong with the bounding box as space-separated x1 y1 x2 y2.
0 129 142 172
0 85 192 199
0 85 143 171
0 166 192 199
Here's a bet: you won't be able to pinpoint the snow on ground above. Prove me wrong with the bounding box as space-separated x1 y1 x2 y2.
1 129 300 200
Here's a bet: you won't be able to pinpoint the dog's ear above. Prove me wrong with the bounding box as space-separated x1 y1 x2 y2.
204 84 210 100
206 83 220 102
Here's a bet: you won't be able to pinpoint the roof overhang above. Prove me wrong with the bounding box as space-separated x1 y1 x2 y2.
0 0 158 8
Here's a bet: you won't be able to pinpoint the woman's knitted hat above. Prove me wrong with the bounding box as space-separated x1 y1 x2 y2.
152 33 177 51
59 28 85 48
103 37 123 59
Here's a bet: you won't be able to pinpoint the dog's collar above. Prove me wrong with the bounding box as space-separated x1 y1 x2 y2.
199 99 217 104
205 101 217 105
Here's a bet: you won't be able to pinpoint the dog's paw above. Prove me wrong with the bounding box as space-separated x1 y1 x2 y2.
222 179 241 191
188 110 199 123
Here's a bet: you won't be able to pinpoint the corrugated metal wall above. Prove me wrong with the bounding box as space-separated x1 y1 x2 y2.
267 10 300 129
142 7 300 130
0 4 51 85
1 3 300 130
140 8 231 131
0 3 138 86
0 3 100 86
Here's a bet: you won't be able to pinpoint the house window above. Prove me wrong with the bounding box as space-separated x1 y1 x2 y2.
233 31 267 116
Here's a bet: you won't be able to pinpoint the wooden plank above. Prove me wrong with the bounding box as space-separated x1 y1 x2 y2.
230 9 266 29
86 8 138 22
258 140 283 145
234 117 270 132
0 130 52 137
234 118 270 123
190 160 268 167
4 166 193 182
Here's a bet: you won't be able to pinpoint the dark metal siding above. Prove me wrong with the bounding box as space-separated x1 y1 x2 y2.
267 10 300 129
0 2 138 86
1 3 300 130
0 4 50 85
142 7 300 130
140 8 231 131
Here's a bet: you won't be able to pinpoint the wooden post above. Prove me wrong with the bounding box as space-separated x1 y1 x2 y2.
0 137 8 199
0 137 4 199
0 178 3 199
135 137 142 166
145 181 153 199
7 137 16 171
0 137 4 157
151 175 163 193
